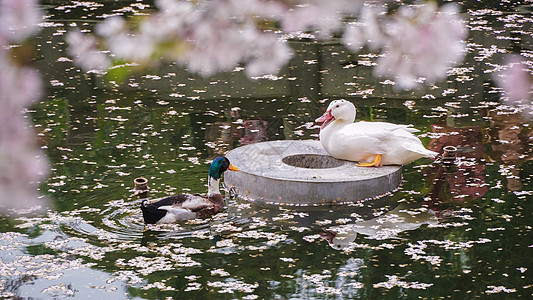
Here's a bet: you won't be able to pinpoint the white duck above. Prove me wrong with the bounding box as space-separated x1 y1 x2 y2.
315 100 438 166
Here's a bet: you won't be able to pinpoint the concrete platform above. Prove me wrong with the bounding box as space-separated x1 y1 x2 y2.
224 140 402 206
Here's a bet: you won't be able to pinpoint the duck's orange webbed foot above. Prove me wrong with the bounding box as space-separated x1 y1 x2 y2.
357 154 382 167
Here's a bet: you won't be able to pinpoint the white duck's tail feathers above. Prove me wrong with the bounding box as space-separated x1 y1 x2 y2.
403 144 439 158
404 124 420 133
425 149 439 158
388 124 420 133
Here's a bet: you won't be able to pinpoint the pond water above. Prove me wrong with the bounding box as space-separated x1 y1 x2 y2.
1 1 532 299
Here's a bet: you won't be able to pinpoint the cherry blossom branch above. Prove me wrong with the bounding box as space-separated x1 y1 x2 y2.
66 0 469 88
0 0 49 213
494 55 533 118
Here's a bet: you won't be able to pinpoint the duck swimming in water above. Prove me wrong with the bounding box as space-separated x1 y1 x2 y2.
140 156 239 224
316 100 438 167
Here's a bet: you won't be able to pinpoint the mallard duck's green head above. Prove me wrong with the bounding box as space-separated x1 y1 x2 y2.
208 156 239 180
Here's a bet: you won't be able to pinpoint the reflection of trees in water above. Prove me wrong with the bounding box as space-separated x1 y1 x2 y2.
484 111 533 191
201 114 285 157
199 99 322 157
425 122 488 207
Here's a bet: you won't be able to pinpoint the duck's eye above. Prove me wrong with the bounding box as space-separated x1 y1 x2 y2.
335 105 339 108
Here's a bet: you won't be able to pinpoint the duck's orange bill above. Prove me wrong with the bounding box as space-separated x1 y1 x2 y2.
228 164 240 171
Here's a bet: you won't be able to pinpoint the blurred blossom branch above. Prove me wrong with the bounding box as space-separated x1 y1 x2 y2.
344 2 467 88
0 0 49 213
66 0 468 88
495 55 533 119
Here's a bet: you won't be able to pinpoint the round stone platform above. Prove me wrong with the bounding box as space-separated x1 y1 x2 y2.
224 140 402 206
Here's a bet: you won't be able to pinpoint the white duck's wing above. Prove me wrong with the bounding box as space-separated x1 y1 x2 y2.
343 122 405 144
352 123 436 163
373 128 438 165
355 121 419 133
327 124 389 161
384 128 438 157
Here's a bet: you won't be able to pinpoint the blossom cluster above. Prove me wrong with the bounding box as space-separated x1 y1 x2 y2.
344 3 467 88
67 0 468 88
0 0 48 213
495 55 533 118
69 0 294 77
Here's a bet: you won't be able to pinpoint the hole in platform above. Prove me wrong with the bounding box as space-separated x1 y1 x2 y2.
282 154 345 169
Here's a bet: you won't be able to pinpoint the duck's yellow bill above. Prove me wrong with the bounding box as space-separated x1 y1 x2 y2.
228 164 239 171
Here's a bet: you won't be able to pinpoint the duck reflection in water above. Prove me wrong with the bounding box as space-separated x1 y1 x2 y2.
320 203 438 250
203 107 280 157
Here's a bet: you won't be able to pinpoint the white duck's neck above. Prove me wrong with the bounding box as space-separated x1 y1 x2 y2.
207 176 221 196
332 118 352 127
319 117 355 157
320 118 348 141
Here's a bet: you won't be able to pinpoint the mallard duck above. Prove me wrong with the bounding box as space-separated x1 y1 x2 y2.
315 100 438 166
140 156 239 224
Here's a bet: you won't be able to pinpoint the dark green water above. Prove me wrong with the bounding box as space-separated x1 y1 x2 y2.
1 1 531 299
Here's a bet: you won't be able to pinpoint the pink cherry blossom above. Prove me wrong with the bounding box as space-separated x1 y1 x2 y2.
0 0 42 41
375 3 467 88
245 31 292 77
343 5 387 52
66 29 111 71
282 0 361 39
68 0 467 87
0 0 49 213
495 55 533 104
342 3 467 88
